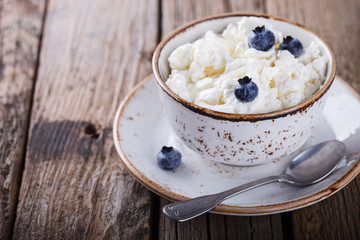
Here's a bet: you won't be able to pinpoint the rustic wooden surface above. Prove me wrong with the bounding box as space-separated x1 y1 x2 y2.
0 1 46 239
0 0 359 239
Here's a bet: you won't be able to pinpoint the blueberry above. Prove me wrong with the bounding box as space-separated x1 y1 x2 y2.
248 25 275 51
279 36 303 57
157 146 182 170
234 76 258 102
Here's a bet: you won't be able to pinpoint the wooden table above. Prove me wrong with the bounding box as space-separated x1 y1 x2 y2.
1 0 359 239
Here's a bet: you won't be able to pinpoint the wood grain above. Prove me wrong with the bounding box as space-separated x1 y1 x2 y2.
160 1 227 239
158 199 178 239
1 0 358 239
267 0 360 239
159 0 226 238
161 0 229 37
227 0 266 13
12 0 158 239
0 0 46 239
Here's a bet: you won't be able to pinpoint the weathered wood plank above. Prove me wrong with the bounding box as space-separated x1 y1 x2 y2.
267 0 360 239
0 0 46 239
159 199 209 240
225 215 252 239
12 0 158 239
158 199 178 239
177 210 208 240
250 215 284 240
161 0 229 37
159 1 285 239
227 0 266 13
159 1 227 239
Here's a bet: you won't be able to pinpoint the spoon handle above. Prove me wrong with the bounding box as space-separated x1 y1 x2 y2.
163 175 280 222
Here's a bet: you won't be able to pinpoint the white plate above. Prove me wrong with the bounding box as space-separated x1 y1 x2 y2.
113 75 360 216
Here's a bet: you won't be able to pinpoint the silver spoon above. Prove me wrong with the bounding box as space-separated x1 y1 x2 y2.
163 140 346 222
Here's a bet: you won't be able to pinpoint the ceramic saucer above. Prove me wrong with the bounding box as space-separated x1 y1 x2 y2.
113 75 360 216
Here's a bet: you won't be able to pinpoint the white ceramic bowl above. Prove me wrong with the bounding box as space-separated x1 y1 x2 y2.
152 13 336 166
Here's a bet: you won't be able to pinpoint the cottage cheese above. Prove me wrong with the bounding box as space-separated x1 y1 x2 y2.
166 17 328 114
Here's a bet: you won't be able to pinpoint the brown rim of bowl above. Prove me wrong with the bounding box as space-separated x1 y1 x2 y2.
152 13 336 122
113 75 360 215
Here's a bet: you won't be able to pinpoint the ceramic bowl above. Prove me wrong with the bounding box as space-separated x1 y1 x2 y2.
152 13 336 166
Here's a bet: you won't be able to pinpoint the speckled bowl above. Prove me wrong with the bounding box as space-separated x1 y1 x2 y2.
152 13 336 166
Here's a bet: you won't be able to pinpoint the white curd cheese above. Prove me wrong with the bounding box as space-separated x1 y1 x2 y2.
166 17 328 114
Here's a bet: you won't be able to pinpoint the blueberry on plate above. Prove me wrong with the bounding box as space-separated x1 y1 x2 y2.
157 146 182 170
248 25 275 51
279 36 303 57
234 76 259 102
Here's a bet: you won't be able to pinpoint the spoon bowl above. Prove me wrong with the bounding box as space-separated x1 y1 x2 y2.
163 140 346 222
281 140 346 186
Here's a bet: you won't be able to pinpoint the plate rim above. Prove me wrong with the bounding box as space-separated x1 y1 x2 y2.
113 74 360 215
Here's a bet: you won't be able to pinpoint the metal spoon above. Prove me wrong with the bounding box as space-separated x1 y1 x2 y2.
163 140 346 222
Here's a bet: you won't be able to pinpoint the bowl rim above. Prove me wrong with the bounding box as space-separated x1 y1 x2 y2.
152 12 336 122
